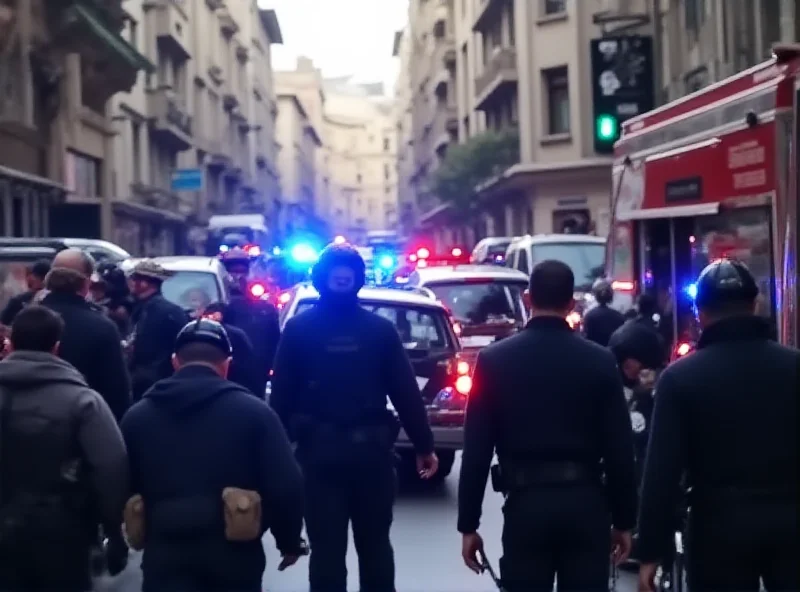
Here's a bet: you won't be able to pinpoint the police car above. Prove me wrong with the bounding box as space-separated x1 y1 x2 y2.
120 256 231 315
277 283 469 483
402 264 529 362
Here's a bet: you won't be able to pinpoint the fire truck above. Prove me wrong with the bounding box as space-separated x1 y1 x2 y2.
607 44 800 358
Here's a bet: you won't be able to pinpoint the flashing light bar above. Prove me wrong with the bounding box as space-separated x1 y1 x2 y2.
378 254 395 269
416 247 430 259
612 280 636 292
451 247 463 257
685 283 698 299
290 243 318 264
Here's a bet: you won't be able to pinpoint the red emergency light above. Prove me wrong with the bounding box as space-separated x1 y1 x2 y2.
249 282 266 298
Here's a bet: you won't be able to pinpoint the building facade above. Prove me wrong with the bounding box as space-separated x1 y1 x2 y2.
322 79 398 240
406 0 798 250
274 57 326 239
392 26 417 236
109 0 283 255
0 0 151 240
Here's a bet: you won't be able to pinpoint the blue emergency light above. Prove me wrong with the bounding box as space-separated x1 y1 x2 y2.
378 254 395 269
290 243 319 264
685 283 698 300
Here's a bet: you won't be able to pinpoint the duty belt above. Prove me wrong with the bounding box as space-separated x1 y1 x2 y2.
505 461 599 490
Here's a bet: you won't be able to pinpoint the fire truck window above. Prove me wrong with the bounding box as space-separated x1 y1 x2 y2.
640 219 675 347
691 207 774 319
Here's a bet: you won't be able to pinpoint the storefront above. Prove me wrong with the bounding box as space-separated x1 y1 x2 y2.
0 164 66 237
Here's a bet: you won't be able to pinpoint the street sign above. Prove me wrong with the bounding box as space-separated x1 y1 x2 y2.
590 36 655 154
171 168 203 192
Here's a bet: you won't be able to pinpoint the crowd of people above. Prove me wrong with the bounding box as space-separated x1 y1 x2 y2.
0 243 796 592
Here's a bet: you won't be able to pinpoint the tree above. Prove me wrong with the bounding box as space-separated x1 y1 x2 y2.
429 128 520 210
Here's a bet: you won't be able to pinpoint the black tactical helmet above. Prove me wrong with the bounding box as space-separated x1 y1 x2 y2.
311 242 366 293
591 278 614 305
174 318 232 356
694 259 758 310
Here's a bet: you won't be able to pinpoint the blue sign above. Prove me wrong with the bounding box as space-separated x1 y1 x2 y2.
171 168 203 192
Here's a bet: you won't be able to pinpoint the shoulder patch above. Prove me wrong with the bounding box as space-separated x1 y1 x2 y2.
630 411 646 433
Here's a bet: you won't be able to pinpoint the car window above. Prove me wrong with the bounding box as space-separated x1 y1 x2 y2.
293 299 452 350
517 248 530 274
426 280 527 325
531 242 606 290
160 271 221 313
0 259 38 311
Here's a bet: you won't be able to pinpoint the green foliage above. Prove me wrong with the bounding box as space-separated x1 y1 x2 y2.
429 128 520 210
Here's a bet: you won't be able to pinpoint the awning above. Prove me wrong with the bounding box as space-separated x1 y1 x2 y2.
66 3 154 73
616 202 720 221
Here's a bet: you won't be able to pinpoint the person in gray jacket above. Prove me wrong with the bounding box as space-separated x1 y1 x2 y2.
0 306 129 592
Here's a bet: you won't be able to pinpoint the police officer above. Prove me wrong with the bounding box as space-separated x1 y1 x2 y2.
637 259 799 592
270 242 437 592
203 301 263 397
221 247 280 392
127 260 189 400
121 318 306 592
458 260 637 591
582 278 625 346
92 261 134 336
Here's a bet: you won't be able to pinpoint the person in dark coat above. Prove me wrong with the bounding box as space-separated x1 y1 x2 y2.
0 306 129 591
458 260 637 592
127 259 189 400
637 260 799 592
582 278 625 346
203 301 263 397
39 249 131 422
270 242 436 592
0 259 51 326
121 318 306 592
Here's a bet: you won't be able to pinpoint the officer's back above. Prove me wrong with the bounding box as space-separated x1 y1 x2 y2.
121 319 304 592
637 261 798 591
458 260 637 591
582 278 625 346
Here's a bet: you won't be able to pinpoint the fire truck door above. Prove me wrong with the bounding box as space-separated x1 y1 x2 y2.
639 217 698 355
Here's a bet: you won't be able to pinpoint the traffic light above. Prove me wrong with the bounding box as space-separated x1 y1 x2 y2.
594 113 619 153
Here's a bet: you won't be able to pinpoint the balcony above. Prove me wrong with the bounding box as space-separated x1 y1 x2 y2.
443 47 456 67
218 8 239 37
474 47 518 110
131 182 180 210
431 105 457 156
433 69 450 97
473 0 508 32
143 0 191 60
147 87 193 151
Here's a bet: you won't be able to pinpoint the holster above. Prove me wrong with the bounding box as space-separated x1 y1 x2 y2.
490 464 507 493
123 494 145 551
222 487 262 542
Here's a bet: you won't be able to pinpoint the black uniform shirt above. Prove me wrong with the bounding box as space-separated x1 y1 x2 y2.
457 316 638 534
637 315 800 563
582 304 625 347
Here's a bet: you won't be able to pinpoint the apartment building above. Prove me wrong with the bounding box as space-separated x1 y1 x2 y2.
392 26 417 235
110 0 283 255
274 58 326 239
0 0 151 240
405 0 459 216
322 79 398 239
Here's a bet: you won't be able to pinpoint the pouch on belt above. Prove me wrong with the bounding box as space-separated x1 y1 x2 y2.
222 487 262 542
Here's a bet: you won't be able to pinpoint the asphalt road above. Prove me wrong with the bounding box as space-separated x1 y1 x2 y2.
95 454 637 592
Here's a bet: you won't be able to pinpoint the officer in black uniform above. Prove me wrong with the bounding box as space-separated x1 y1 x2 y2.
203 301 263 397
637 259 799 592
127 260 190 400
221 247 280 393
582 278 625 346
270 242 437 592
458 260 637 591
121 318 306 592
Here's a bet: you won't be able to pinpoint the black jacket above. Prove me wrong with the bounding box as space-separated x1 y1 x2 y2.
457 316 638 534
637 316 799 563
226 297 280 395
129 293 189 401
270 299 434 454
120 365 304 586
0 291 35 326
41 291 131 422
582 304 625 347
224 322 263 398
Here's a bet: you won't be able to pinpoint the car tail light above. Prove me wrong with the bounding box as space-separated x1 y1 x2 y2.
455 375 472 395
451 247 463 257
611 280 635 292
456 360 470 375
249 282 266 298
277 291 292 309
416 247 430 259
675 341 694 358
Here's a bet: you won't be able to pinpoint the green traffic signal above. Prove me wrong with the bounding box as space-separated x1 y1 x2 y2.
595 114 618 141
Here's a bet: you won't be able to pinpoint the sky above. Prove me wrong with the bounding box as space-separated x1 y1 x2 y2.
258 0 407 95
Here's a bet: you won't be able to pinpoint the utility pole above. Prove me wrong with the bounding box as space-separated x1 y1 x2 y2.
779 0 795 42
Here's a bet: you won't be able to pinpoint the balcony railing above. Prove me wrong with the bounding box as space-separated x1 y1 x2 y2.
148 88 193 151
474 47 517 106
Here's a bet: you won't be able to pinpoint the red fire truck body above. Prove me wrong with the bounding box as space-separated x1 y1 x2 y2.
608 45 800 354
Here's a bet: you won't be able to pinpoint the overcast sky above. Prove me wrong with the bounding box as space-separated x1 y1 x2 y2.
258 0 407 94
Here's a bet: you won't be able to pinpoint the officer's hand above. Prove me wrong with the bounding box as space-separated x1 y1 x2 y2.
638 562 658 591
461 532 484 574
416 452 439 479
278 538 309 571
610 528 633 565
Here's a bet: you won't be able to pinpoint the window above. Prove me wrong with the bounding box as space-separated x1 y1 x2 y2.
66 151 100 198
427 280 528 327
383 163 390 180
383 137 390 151
543 0 566 15
684 0 706 40
160 271 222 314
356 173 362 184
517 248 530 275
531 242 606 290
543 66 570 135
131 120 142 183
128 20 138 49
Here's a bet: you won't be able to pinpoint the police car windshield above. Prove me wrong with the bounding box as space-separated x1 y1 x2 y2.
426 280 526 326
160 271 222 313
532 242 605 290
295 300 451 351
